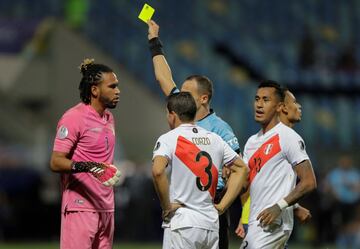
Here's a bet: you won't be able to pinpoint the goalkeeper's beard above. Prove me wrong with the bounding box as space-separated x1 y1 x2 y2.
100 95 118 109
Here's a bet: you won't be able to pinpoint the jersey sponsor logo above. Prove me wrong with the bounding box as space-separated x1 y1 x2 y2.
57 125 68 139
192 128 198 133
175 136 218 199
248 134 281 184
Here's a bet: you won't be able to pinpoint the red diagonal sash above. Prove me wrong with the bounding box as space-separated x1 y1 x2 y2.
248 134 281 184
175 136 218 199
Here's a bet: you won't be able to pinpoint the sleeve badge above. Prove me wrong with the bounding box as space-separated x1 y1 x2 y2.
298 140 305 151
153 141 161 152
57 125 68 139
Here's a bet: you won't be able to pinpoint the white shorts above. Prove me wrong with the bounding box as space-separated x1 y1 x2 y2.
163 227 219 249
239 222 290 249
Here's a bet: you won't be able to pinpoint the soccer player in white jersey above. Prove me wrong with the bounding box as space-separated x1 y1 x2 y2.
152 92 248 249
147 20 241 249
240 81 317 249
280 89 302 128
236 89 312 240
279 89 312 223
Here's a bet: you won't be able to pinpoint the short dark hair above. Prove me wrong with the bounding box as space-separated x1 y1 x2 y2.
167 92 197 122
78 59 113 104
185 75 213 102
258 80 285 102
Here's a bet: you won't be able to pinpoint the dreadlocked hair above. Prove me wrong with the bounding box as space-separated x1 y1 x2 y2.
78 58 114 104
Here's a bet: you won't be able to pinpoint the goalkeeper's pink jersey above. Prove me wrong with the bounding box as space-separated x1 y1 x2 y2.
53 103 116 212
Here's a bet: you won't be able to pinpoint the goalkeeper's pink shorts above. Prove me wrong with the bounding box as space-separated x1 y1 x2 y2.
60 211 114 249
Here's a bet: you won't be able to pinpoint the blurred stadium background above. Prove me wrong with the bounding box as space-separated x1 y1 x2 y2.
1 0 360 248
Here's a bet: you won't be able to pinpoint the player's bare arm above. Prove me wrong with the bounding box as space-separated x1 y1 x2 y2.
147 20 177 96
50 151 73 172
235 188 250 238
257 160 316 226
294 205 312 223
235 222 246 238
152 156 170 210
285 160 317 205
223 151 243 180
239 185 250 204
215 158 248 215
152 155 182 222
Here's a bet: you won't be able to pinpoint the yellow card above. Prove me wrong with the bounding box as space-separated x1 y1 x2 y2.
138 3 155 23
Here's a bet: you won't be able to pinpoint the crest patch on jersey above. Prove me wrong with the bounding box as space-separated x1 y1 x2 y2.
57 125 68 139
299 140 305 150
264 144 273 155
153 141 161 152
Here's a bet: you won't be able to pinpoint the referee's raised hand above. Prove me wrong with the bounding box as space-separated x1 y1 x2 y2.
147 20 159 40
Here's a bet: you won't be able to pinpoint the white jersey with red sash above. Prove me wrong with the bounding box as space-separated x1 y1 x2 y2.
243 122 309 231
153 124 238 231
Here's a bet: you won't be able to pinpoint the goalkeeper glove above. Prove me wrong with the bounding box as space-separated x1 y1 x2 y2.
71 161 121 187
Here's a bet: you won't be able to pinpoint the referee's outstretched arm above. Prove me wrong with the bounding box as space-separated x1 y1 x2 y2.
147 20 177 96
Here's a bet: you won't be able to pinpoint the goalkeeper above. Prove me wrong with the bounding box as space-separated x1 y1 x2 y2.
50 58 121 249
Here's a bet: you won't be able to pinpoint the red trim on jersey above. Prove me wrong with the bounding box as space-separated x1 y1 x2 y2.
248 134 281 184
175 136 218 199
